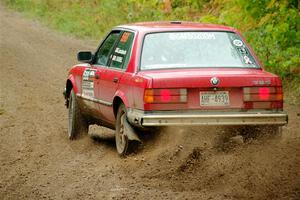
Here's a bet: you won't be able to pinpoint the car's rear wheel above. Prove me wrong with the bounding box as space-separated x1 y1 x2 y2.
68 89 88 139
115 104 138 156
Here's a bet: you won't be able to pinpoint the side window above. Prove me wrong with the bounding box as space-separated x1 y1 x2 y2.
109 31 134 69
94 31 120 66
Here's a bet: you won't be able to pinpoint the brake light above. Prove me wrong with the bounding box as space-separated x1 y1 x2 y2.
259 87 270 100
161 89 171 102
243 87 283 109
144 88 187 104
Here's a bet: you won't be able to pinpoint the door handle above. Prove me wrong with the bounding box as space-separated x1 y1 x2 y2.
113 77 119 83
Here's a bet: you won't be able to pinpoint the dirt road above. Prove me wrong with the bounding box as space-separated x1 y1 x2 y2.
0 4 300 200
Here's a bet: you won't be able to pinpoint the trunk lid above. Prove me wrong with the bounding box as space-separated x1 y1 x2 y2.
138 68 281 88
139 68 282 111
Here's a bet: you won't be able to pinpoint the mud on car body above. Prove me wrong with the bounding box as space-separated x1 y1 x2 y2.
63 21 288 155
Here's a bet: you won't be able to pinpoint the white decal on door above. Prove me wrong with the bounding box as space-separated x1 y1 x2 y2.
82 69 96 98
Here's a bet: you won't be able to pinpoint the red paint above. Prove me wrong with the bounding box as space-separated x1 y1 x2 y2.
65 22 284 128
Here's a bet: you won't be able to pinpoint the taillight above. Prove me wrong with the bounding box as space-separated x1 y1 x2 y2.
243 87 283 109
259 87 270 100
144 88 187 104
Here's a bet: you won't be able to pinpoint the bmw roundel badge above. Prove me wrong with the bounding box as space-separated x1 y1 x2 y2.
210 77 220 86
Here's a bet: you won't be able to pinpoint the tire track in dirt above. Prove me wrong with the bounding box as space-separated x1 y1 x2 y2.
1 3 300 200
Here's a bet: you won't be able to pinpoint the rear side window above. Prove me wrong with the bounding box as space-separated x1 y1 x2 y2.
94 31 120 66
109 31 134 69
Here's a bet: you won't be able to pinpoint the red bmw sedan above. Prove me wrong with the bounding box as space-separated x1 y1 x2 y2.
64 22 288 155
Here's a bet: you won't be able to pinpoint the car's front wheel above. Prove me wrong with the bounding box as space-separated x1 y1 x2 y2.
115 104 138 156
68 89 88 139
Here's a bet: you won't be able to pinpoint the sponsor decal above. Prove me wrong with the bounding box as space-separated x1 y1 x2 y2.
238 47 247 54
115 47 127 55
120 32 130 43
112 55 123 63
243 55 252 64
82 69 96 98
233 39 243 47
169 32 216 40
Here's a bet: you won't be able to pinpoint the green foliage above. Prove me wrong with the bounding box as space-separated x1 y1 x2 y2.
223 0 300 78
5 0 300 83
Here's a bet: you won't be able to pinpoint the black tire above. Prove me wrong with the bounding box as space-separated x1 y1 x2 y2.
115 104 138 156
68 89 88 139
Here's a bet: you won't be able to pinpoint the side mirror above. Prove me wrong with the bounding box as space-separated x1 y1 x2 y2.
77 51 93 63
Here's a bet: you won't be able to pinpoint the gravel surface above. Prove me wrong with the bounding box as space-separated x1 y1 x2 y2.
1 4 299 200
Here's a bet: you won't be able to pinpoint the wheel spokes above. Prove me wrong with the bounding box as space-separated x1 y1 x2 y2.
118 113 126 149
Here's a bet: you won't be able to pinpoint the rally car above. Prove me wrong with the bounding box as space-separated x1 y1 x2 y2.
64 21 288 155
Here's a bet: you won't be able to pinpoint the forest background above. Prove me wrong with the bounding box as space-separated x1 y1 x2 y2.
4 0 300 103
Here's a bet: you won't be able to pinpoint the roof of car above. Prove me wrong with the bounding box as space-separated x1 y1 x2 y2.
117 21 236 32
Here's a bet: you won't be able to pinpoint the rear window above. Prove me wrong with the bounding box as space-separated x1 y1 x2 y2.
140 31 259 70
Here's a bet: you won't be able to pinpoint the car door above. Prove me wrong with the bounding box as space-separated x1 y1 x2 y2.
91 30 121 117
98 31 135 123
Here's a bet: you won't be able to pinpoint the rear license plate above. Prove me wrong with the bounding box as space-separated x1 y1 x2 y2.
200 91 230 106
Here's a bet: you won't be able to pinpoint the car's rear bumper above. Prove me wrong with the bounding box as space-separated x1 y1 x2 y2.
127 109 288 127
